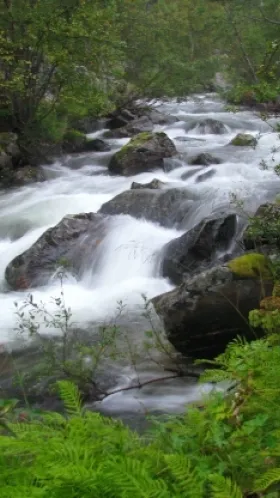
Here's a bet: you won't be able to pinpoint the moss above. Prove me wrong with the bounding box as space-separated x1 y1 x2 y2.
115 132 162 160
0 132 17 145
230 133 257 147
56 257 71 269
227 253 272 279
63 129 86 143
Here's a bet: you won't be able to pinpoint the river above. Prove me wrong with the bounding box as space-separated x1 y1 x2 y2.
0 93 280 420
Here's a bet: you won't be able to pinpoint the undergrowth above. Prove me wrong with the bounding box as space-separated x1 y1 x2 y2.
1 327 280 497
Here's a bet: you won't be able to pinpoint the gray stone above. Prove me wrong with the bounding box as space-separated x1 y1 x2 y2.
161 214 237 284
152 264 272 359
99 187 198 228
5 213 109 289
130 178 165 190
189 152 221 166
196 119 228 135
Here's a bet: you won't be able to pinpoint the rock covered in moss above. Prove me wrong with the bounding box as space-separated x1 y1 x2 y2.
5 213 110 289
152 259 273 359
227 253 272 279
230 133 257 147
62 129 110 153
108 132 177 176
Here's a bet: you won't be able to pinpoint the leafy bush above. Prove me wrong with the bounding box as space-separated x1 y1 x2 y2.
2 327 280 497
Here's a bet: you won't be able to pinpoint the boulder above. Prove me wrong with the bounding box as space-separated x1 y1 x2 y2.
99 187 198 228
189 152 221 166
161 214 237 284
195 119 228 135
5 213 109 290
130 178 165 190
13 165 45 186
181 167 202 181
230 133 257 147
152 253 273 359
196 169 216 183
108 132 177 176
62 129 110 153
106 109 178 138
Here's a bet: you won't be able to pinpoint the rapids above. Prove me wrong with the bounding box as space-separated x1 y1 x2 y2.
1 93 280 419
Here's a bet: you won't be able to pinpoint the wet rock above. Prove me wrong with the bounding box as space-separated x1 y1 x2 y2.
196 169 216 183
130 178 165 190
106 108 178 138
5 213 109 289
152 261 272 359
181 167 202 181
196 118 228 135
12 165 45 186
189 152 221 166
62 129 110 153
108 132 177 176
99 187 198 228
161 214 237 284
230 133 257 147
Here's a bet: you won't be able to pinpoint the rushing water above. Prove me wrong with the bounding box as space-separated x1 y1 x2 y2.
1 93 280 417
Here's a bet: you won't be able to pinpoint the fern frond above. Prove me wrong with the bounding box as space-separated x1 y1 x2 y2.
253 468 280 492
209 474 243 498
164 454 204 498
57 380 82 417
199 369 231 383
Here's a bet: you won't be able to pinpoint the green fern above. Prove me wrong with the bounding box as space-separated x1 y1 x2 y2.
253 468 280 493
57 380 82 417
209 474 243 498
164 454 204 497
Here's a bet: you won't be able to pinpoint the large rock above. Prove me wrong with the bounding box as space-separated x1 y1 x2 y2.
99 187 198 228
108 132 177 176
5 213 109 290
106 107 178 137
0 132 44 188
195 119 228 135
189 152 221 166
196 169 216 183
152 254 273 359
62 130 110 153
161 214 237 284
230 133 257 147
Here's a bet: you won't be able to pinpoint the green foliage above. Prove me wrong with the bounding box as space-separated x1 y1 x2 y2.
3 328 280 497
227 252 272 279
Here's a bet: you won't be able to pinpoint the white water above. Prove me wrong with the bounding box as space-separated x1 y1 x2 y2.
1 93 280 417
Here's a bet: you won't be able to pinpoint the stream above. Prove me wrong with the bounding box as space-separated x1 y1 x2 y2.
1 93 280 423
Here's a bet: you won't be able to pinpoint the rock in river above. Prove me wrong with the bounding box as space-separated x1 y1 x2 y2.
99 187 198 228
5 213 109 290
161 214 237 284
108 132 177 176
152 253 273 359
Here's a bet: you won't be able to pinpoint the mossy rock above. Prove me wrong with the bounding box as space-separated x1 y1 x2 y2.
227 253 272 279
108 132 177 176
230 133 257 147
0 132 17 146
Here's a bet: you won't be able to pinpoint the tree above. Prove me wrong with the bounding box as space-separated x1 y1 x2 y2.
0 0 123 153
